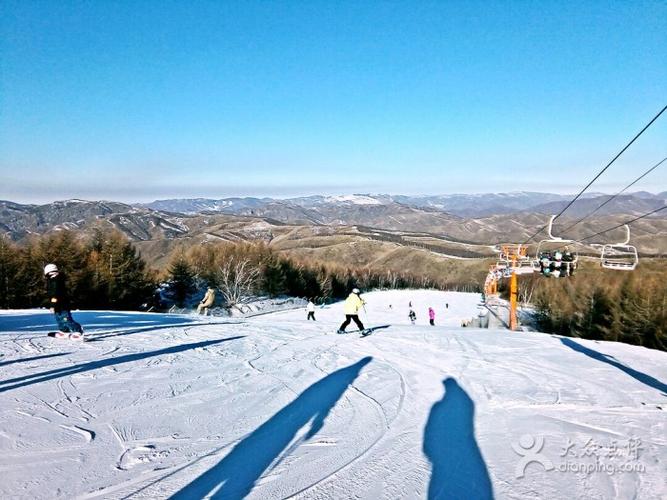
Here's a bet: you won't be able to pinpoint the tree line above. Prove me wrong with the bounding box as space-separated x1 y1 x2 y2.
0 230 467 312
163 240 471 309
504 261 667 351
0 229 155 310
3 230 664 350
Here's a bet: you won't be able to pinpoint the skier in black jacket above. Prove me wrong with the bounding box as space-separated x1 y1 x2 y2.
44 264 83 339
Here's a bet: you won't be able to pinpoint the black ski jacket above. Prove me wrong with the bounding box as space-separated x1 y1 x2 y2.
46 272 70 312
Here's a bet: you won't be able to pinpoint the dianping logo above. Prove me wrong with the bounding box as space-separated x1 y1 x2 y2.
511 434 555 478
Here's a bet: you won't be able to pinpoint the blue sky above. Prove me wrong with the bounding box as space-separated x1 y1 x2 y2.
1 0 665 203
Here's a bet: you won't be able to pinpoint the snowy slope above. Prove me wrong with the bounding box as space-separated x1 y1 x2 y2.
0 291 665 499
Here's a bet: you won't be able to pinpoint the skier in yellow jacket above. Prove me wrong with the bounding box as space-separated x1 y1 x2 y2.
337 288 366 333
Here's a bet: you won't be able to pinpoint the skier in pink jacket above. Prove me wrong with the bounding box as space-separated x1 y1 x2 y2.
428 307 435 326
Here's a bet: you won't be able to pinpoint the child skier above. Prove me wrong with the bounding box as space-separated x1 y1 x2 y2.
428 307 435 326
337 288 365 333
44 264 84 340
409 309 416 325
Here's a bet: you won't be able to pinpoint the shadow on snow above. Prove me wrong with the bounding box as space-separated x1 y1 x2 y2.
0 352 71 367
560 337 667 394
170 356 373 499
85 320 242 342
0 337 244 393
423 377 493 500
0 310 200 335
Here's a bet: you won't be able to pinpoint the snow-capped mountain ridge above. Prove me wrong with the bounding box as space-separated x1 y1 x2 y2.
137 191 656 217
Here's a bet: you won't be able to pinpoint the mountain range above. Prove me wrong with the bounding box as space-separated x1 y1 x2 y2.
1 192 665 269
138 191 666 217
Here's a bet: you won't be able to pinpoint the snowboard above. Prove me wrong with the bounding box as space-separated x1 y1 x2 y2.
336 328 367 335
48 332 85 341
336 325 390 336
359 325 390 337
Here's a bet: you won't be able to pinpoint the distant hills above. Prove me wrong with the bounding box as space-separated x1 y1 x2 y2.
1 192 665 269
139 191 667 218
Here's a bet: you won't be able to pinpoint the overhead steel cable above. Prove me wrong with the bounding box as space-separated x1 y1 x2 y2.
560 155 667 235
575 204 667 244
540 203 667 257
522 104 667 245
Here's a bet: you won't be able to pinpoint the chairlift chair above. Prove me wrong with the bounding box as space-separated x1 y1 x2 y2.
600 225 638 271
533 216 578 277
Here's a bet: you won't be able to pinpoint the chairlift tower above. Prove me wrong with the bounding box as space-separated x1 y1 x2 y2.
484 244 533 331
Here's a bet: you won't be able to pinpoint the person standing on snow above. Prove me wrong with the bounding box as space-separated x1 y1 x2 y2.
409 309 416 325
428 307 435 326
197 287 216 315
44 264 84 339
337 288 365 333
307 299 316 320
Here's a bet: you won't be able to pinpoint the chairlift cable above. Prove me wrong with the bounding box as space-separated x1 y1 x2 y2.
522 104 667 245
575 204 667 244
541 203 666 256
560 155 667 235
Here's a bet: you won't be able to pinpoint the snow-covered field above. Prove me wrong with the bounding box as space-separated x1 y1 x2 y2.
0 290 665 499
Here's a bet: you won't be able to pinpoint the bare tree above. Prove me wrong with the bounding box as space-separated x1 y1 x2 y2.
386 269 399 289
518 275 539 305
318 273 332 300
217 258 261 312
420 275 431 288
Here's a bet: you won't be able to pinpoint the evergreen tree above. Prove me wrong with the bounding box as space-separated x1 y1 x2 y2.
103 232 155 309
15 240 45 308
0 237 21 308
583 287 616 341
263 257 286 297
166 254 196 307
36 232 92 309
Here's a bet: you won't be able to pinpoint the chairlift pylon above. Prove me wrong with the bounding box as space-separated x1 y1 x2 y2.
495 244 534 275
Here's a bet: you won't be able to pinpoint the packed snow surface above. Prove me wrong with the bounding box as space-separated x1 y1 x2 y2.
0 290 665 499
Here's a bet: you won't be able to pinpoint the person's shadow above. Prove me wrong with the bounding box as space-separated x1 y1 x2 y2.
0 337 244 392
423 378 494 500
560 337 667 394
170 356 373 499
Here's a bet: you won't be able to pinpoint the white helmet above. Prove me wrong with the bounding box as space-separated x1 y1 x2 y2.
352 288 360 294
44 263 58 275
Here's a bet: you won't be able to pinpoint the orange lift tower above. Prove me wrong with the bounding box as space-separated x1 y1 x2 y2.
507 246 520 330
484 244 533 331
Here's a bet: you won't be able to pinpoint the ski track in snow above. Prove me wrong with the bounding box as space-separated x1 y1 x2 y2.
0 291 666 499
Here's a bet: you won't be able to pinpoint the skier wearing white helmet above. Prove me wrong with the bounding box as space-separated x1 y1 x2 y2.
44 264 84 340
337 288 366 333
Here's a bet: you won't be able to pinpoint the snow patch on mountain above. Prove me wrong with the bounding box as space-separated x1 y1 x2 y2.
324 194 383 205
